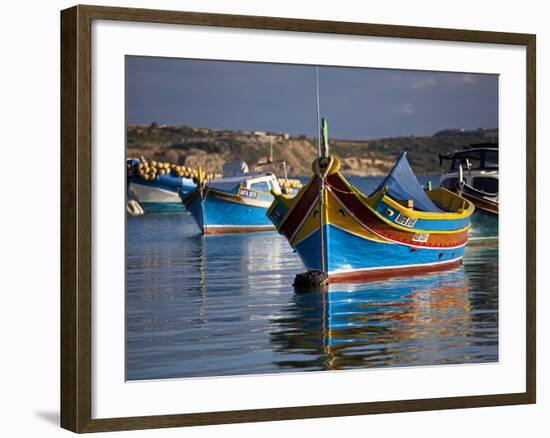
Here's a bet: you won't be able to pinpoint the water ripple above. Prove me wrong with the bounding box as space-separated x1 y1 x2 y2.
126 186 498 380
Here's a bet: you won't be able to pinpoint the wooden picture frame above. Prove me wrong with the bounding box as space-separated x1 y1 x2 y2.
60 4 536 433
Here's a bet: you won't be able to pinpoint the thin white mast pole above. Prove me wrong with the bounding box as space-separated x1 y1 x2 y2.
315 67 321 157
315 66 326 273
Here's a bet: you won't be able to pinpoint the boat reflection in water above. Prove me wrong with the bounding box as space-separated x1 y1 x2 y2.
270 257 497 371
126 212 497 380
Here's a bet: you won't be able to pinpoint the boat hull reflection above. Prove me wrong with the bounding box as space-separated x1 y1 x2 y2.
126 213 498 380
270 266 496 371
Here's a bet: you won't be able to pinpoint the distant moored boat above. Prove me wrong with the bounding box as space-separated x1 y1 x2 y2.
127 158 197 211
439 144 498 240
180 161 282 235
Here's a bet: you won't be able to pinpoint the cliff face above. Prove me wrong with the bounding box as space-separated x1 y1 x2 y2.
127 123 498 177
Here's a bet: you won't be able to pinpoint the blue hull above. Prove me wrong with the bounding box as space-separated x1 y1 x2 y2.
128 176 196 212
295 224 465 278
140 202 187 213
128 176 195 194
372 197 470 232
186 192 275 234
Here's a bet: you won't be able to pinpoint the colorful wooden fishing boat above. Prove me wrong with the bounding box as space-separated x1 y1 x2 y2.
181 164 282 235
439 145 498 239
267 119 475 281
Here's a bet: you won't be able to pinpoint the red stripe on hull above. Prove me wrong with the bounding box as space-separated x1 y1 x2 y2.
204 226 274 235
329 258 463 283
279 177 320 239
326 173 468 248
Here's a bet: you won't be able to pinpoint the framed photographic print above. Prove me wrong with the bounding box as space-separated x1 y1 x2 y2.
60 4 536 433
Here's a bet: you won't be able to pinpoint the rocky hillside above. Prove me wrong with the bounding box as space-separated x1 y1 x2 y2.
127 123 498 177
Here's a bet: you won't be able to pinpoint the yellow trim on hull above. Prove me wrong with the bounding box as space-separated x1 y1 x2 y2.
290 195 320 246
325 170 473 234
360 195 472 235
271 155 474 241
326 190 388 243
332 170 474 221
381 188 474 220
291 189 389 246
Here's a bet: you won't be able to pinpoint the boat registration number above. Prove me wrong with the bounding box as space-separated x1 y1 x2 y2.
395 213 417 228
239 189 258 199
412 233 429 243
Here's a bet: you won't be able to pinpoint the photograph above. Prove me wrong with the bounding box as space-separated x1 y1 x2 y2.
125 56 499 380
0 0 541 435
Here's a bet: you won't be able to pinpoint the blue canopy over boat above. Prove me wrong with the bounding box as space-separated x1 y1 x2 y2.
372 152 444 213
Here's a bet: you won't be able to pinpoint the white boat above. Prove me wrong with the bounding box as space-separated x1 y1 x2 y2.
180 161 282 234
439 144 498 239
127 158 197 212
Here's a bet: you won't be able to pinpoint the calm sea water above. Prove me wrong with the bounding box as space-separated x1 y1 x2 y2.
126 176 498 380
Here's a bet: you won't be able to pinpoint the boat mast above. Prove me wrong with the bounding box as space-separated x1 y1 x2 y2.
315 67 327 273
315 67 322 157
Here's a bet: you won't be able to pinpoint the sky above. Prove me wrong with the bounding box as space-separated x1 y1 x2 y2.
126 56 498 140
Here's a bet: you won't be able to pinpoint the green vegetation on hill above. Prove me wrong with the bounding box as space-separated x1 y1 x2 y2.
127 123 498 177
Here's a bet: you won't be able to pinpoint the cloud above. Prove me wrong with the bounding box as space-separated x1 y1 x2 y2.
391 73 437 89
409 76 437 89
460 74 478 84
398 103 414 115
